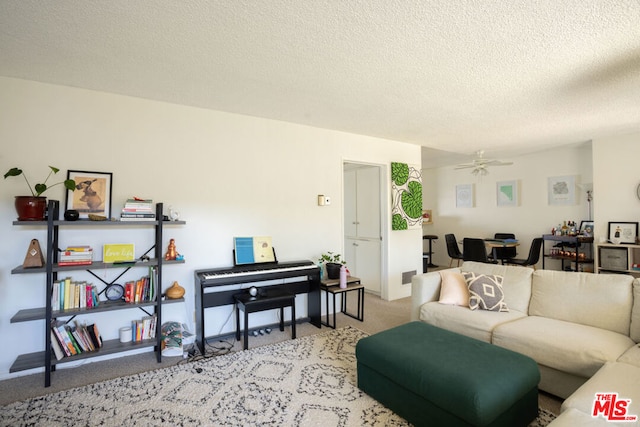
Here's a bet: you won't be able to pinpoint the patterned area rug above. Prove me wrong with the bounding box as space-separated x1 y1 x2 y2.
0 326 555 426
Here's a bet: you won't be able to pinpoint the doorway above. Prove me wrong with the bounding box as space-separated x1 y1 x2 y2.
343 162 383 296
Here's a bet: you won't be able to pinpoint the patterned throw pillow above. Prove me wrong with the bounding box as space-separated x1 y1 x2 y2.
462 272 509 312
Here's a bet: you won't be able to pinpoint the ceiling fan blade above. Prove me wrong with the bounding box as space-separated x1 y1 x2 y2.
454 164 476 169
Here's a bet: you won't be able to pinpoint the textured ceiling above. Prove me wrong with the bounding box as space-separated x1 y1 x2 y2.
1 1 639 166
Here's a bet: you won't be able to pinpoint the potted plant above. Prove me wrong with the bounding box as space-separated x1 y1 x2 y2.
318 251 346 280
4 166 76 220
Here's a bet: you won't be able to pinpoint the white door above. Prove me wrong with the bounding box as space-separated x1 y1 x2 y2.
344 163 382 294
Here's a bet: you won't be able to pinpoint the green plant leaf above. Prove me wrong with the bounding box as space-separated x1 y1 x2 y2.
4 168 23 179
401 180 423 219
392 213 408 230
391 162 409 186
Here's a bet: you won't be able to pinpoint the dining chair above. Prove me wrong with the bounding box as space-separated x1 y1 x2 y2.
508 238 543 269
445 233 464 267
492 232 517 263
463 238 498 264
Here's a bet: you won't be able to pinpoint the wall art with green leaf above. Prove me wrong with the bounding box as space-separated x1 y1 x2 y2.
391 162 422 230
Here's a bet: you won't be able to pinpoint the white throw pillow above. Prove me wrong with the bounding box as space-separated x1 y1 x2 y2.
438 270 469 306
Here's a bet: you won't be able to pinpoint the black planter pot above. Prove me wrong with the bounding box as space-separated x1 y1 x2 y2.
325 262 342 280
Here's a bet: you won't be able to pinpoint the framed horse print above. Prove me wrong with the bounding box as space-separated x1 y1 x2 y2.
65 170 112 219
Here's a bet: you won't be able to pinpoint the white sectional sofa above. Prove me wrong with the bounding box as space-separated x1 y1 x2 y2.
411 261 640 425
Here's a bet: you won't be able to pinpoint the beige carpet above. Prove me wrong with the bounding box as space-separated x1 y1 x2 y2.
0 326 556 426
0 292 563 416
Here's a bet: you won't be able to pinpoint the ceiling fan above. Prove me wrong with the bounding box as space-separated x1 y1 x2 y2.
454 150 513 176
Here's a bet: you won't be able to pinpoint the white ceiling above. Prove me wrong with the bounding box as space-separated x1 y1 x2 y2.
1 1 639 167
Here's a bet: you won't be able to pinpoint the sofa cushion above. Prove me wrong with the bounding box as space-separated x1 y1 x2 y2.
460 261 533 313
493 316 636 378
463 272 508 312
561 362 640 424
438 270 469 306
631 279 640 342
530 270 634 336
618 344 640 368
419 302 526 342
548 408 609 427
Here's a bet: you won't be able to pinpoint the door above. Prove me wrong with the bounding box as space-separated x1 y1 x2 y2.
344 163 382 294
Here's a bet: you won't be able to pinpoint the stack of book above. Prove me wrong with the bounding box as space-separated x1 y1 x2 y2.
120 198 155 221
52 278 99 311
50 319 103 360
58 246 93 266
124 268 157 304
131 314 157 342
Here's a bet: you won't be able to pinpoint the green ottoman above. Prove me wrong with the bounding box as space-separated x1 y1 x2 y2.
356 322 540 427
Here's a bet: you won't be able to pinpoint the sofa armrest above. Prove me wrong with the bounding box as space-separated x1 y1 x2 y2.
411 268 459 321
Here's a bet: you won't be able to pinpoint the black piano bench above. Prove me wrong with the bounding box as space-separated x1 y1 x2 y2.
234 289 296 350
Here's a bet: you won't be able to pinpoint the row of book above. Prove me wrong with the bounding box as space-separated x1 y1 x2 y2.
58 245 93 266
120 198 155 221
131 314 157 342
50 320 103 360
124 268 157 303
52 279 99 311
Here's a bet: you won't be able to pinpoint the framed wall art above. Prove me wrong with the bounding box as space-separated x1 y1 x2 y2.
456 184 474 208
548 175 576 205
65 170 113 219
607 221 638 244
496 180 518 207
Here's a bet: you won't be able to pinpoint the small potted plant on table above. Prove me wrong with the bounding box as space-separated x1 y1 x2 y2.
4 166 76 220
319 251 346 280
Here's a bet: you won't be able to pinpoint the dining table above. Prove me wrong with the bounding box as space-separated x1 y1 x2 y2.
484 238 520 264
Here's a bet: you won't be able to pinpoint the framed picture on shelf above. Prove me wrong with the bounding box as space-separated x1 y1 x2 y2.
607 221 638 244
579 220 594 236
65 170 113 219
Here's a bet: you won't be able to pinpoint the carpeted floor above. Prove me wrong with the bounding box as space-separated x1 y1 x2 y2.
0 326 556 426
0 292 563 417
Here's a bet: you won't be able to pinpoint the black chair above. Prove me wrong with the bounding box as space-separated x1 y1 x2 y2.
508 238 543 269
445 233 464 267
463 238 498 264
492 233 517 263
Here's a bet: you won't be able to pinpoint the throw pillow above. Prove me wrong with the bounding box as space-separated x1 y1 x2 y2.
438 271 469 306
462 272 509 312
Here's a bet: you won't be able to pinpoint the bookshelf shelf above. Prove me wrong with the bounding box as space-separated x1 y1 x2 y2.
10 337 159 372
9 200 185 386
10 298 185 323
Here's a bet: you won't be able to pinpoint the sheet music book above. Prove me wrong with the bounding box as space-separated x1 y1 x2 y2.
234 236 276 265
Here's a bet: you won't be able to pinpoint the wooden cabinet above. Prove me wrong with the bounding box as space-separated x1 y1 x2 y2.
9 200 185 387
595 243 640 276
541 234 594 272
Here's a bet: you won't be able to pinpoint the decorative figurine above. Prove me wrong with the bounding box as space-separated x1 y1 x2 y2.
165 238 178 260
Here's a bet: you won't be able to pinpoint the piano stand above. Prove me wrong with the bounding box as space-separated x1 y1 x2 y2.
234 290 296 350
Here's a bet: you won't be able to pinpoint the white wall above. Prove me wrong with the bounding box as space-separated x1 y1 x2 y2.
592 131 640 243
422 144 593 268
0 77 422 379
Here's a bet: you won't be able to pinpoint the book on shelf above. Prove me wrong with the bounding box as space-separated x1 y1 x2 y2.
131 314 157 342
119 216 156 221
58 260 93 266
50 329 66 360
53 279 99 311
50 320 103 359
87 323 103 348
